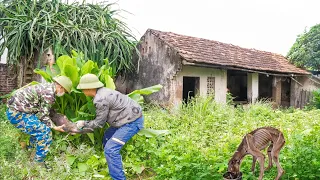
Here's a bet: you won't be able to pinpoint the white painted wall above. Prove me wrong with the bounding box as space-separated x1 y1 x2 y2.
0 48 7 64
174 65 227 104
247 73 259 103
0 37 7 64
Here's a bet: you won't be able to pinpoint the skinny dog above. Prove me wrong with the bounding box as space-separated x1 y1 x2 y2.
227 127 285 180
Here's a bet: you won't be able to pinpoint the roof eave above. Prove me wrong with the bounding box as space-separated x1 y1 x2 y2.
182 60 310 77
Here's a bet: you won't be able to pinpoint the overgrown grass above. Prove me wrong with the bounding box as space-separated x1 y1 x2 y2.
0 97 319 179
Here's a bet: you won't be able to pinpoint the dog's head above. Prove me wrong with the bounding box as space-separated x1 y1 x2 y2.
227 151 241 173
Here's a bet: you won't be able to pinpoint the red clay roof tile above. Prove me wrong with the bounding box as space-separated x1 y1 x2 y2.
148 29 310 75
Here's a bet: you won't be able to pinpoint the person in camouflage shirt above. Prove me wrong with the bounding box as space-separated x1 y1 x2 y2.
6 76 72 169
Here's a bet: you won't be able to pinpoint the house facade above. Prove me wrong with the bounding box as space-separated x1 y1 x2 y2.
124 29 319 108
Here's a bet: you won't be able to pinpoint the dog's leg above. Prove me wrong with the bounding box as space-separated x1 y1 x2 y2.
246 134 265 180
272 133 285 180
251 156 257 173
265 143 273 171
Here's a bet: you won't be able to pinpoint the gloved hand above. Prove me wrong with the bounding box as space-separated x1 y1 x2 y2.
75 120 85 130
53 125 66 132
64 121 87 134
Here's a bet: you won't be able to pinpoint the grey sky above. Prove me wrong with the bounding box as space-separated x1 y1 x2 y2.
98 0 319 56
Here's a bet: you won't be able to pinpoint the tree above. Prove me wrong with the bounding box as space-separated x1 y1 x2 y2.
287 24 320 70
0 0 138 86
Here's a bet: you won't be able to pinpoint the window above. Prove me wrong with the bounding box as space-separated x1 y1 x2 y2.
207 77 215 96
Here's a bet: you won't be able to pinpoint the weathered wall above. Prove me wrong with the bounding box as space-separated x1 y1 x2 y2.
174 66 227 105
290 76 320 108
126 30 183 106
0 64 17 96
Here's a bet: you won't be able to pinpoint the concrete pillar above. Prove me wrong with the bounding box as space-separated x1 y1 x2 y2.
272 77 282 106
247 73 259 103
200 76 207 96
215 69 227 104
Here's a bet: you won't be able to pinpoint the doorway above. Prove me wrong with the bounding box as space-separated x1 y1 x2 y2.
183 76 200 103
259 74 273 100
227 70 247 102
281 78 291 107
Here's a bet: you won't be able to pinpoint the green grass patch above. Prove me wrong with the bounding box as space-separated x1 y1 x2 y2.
0 98 319 179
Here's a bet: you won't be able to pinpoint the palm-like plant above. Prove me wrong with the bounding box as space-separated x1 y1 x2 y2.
0 0 138 86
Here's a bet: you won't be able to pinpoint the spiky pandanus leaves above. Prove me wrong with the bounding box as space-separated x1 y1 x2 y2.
0 0 139 73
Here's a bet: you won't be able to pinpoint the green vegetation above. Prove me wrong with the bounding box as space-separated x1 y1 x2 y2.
1 98 319 179
0 0 137 73
287 23 320 70
33 50 162 149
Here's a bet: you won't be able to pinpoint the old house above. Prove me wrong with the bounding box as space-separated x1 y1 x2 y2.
126 29 320 108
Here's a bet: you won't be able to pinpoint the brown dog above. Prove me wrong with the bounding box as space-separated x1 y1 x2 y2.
227 127 285 180
49 109 91 134
49 109 76 131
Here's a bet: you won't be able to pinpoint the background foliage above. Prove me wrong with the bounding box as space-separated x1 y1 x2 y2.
287 23 320 70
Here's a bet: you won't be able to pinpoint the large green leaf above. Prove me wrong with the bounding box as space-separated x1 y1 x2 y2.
56 55 71 75
34 68 53 82
64 64 79 87
128 84 162 103
104 74 115 90
77 163 88 172
128 94 144 104
86 96 96 115
77 111 95 119
66 155 77 166
128 84 163 97
137 128 170 138
63 55 76 67
81 60 96 76
46 64 60 77
131 164 145 174
87 133 95 145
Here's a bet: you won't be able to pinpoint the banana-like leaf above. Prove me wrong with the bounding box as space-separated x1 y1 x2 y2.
77 111 95 119
128 93 144 104
56 55 71 74
104 74 115 90
71 87 82 94
46 64 60 77
86 97 96 115
81 60 96 76
128 84 163 97
137 128 170 138
34 68 53 82
87 133 95 145
128 84 162 103
64 64 79 87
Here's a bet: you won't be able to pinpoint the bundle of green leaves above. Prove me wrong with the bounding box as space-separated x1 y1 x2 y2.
34 50 163 147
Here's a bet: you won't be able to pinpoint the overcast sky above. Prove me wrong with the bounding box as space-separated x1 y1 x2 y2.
87 0 320 56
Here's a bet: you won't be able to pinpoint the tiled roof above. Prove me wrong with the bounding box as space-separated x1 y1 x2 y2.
148 29 309 75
